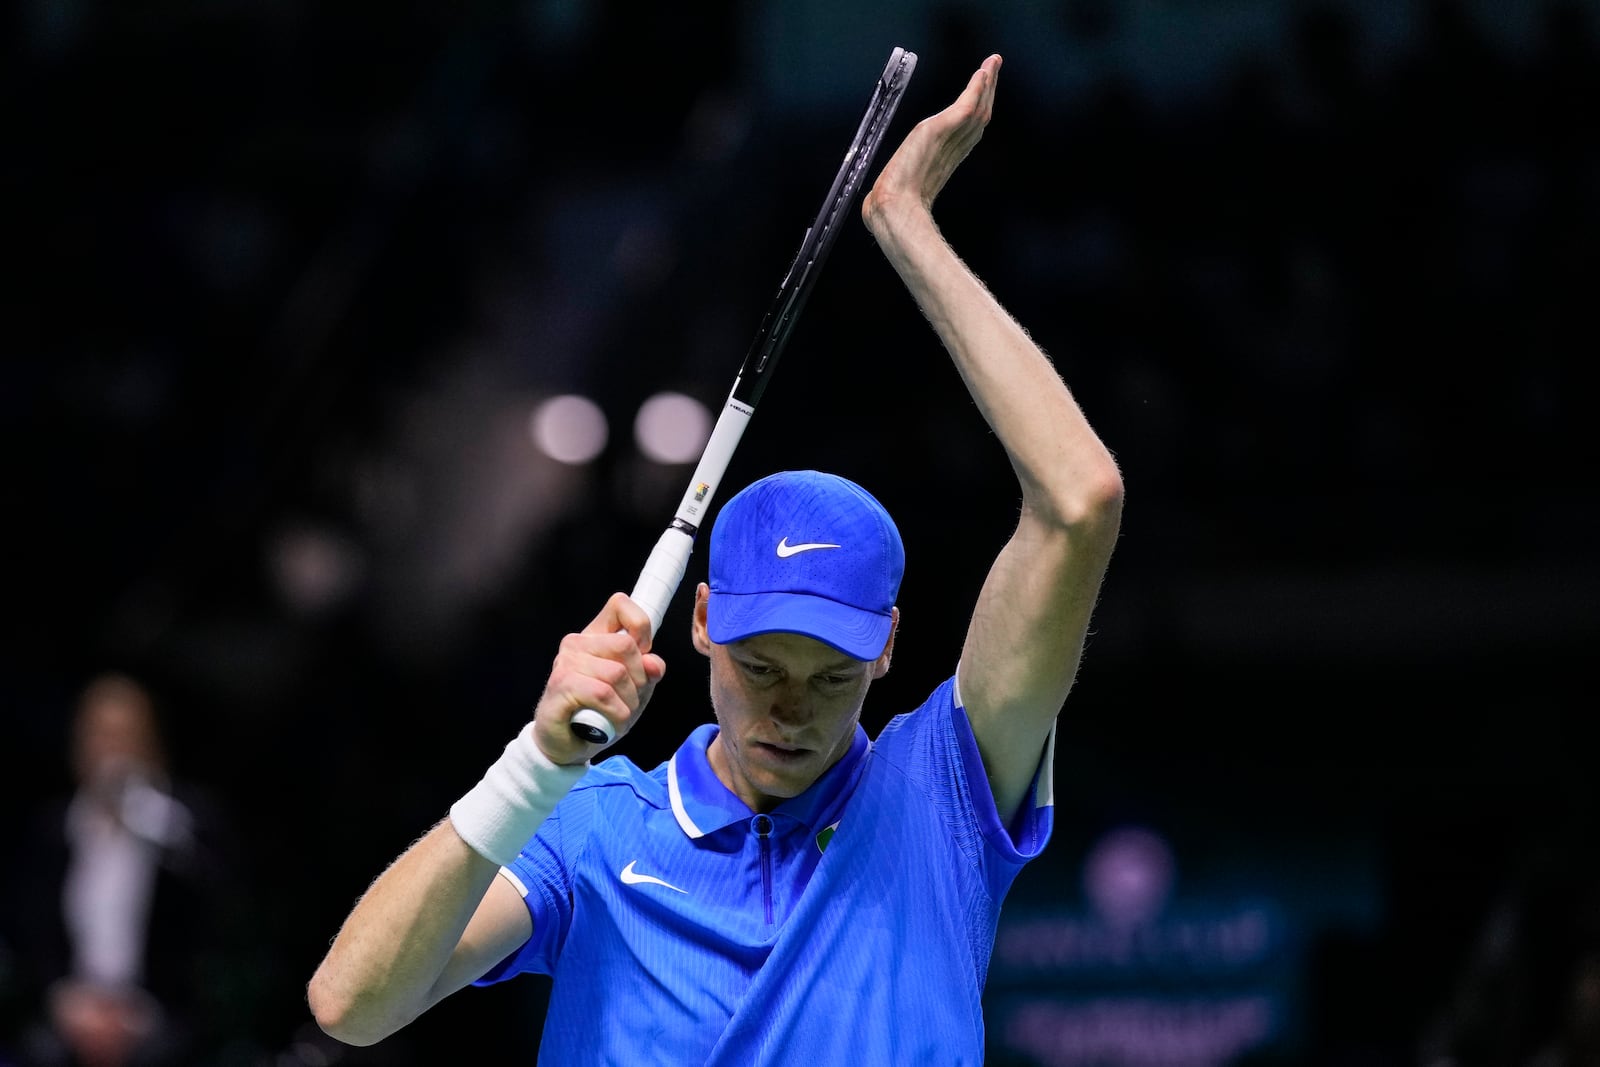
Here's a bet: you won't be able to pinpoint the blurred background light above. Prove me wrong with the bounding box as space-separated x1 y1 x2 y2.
530 394 609 464
633 390 712 464
267 522 367 619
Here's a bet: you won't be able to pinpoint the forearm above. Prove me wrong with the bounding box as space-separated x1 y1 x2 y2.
307 819 501 1046
866 204 1122 523
868 194 1124 820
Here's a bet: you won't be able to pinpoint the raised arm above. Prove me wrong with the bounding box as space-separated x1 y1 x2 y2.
307 593 665 1045
862 55 1124 823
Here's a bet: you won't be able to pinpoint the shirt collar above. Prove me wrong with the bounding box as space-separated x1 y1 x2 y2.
667 722 870 839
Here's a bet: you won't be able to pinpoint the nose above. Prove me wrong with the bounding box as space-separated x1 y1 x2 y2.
768 680 814 727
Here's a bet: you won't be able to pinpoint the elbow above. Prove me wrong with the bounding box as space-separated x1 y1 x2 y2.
1042 454 1125 539
1083 461 1125 526
1078 471 1125 558
306 972 395 1049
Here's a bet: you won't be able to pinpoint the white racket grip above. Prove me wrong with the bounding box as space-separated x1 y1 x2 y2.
671 396 754 528
630 525 695 635
569 526 696 745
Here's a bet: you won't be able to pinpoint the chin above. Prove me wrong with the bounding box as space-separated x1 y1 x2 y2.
748 763 814 801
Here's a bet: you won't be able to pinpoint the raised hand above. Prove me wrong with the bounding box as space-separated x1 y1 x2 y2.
862 53 1001 227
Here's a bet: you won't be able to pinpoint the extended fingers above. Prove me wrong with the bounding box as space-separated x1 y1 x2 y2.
975 54 1001 123
949 54 1001 138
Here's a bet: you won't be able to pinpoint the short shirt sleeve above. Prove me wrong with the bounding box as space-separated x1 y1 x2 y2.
473 783 597 984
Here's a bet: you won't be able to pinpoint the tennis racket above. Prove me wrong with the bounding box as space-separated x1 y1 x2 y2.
570 46 919 745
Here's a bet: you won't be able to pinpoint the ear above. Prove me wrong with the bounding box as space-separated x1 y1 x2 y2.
871 606 900 679
691 583 713 656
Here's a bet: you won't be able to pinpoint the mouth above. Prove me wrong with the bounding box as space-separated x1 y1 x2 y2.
754 741 810 763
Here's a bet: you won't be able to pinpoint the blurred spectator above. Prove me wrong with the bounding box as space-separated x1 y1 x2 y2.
1418 807 1600 1067
2 673 239 1067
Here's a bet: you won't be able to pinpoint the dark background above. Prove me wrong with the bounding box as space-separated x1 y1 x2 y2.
3 0 1596 1063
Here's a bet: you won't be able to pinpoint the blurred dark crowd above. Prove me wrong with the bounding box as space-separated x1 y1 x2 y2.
3 1 1596 1064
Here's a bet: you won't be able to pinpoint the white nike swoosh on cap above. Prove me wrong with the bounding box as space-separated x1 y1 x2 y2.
776 537 841 558
620 860 687 893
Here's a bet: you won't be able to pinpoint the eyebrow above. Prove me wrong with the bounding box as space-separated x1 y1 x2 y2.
803 652 873 676
733 643 864 673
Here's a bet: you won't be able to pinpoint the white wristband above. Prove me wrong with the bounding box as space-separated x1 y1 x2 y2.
449 723 588 866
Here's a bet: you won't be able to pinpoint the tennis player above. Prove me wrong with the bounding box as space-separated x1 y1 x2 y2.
308 52 1123 1064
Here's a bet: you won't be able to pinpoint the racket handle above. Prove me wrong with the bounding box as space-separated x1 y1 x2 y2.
570 526 697 745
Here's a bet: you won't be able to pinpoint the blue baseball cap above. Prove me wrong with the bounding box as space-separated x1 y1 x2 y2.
707 470 904 660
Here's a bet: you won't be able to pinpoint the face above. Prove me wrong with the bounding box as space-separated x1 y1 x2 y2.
71 676 163 788
693 584 894 813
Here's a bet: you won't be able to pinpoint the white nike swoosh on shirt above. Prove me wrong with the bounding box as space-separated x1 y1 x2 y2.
776 537 841 558
620 860 687 893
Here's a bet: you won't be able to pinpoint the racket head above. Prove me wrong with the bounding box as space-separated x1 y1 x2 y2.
733 46 918 406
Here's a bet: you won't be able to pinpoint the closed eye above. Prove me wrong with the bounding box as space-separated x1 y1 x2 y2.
813 672 863 691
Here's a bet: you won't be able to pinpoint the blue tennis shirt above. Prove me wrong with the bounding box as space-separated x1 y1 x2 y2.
478 675 1055 1065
